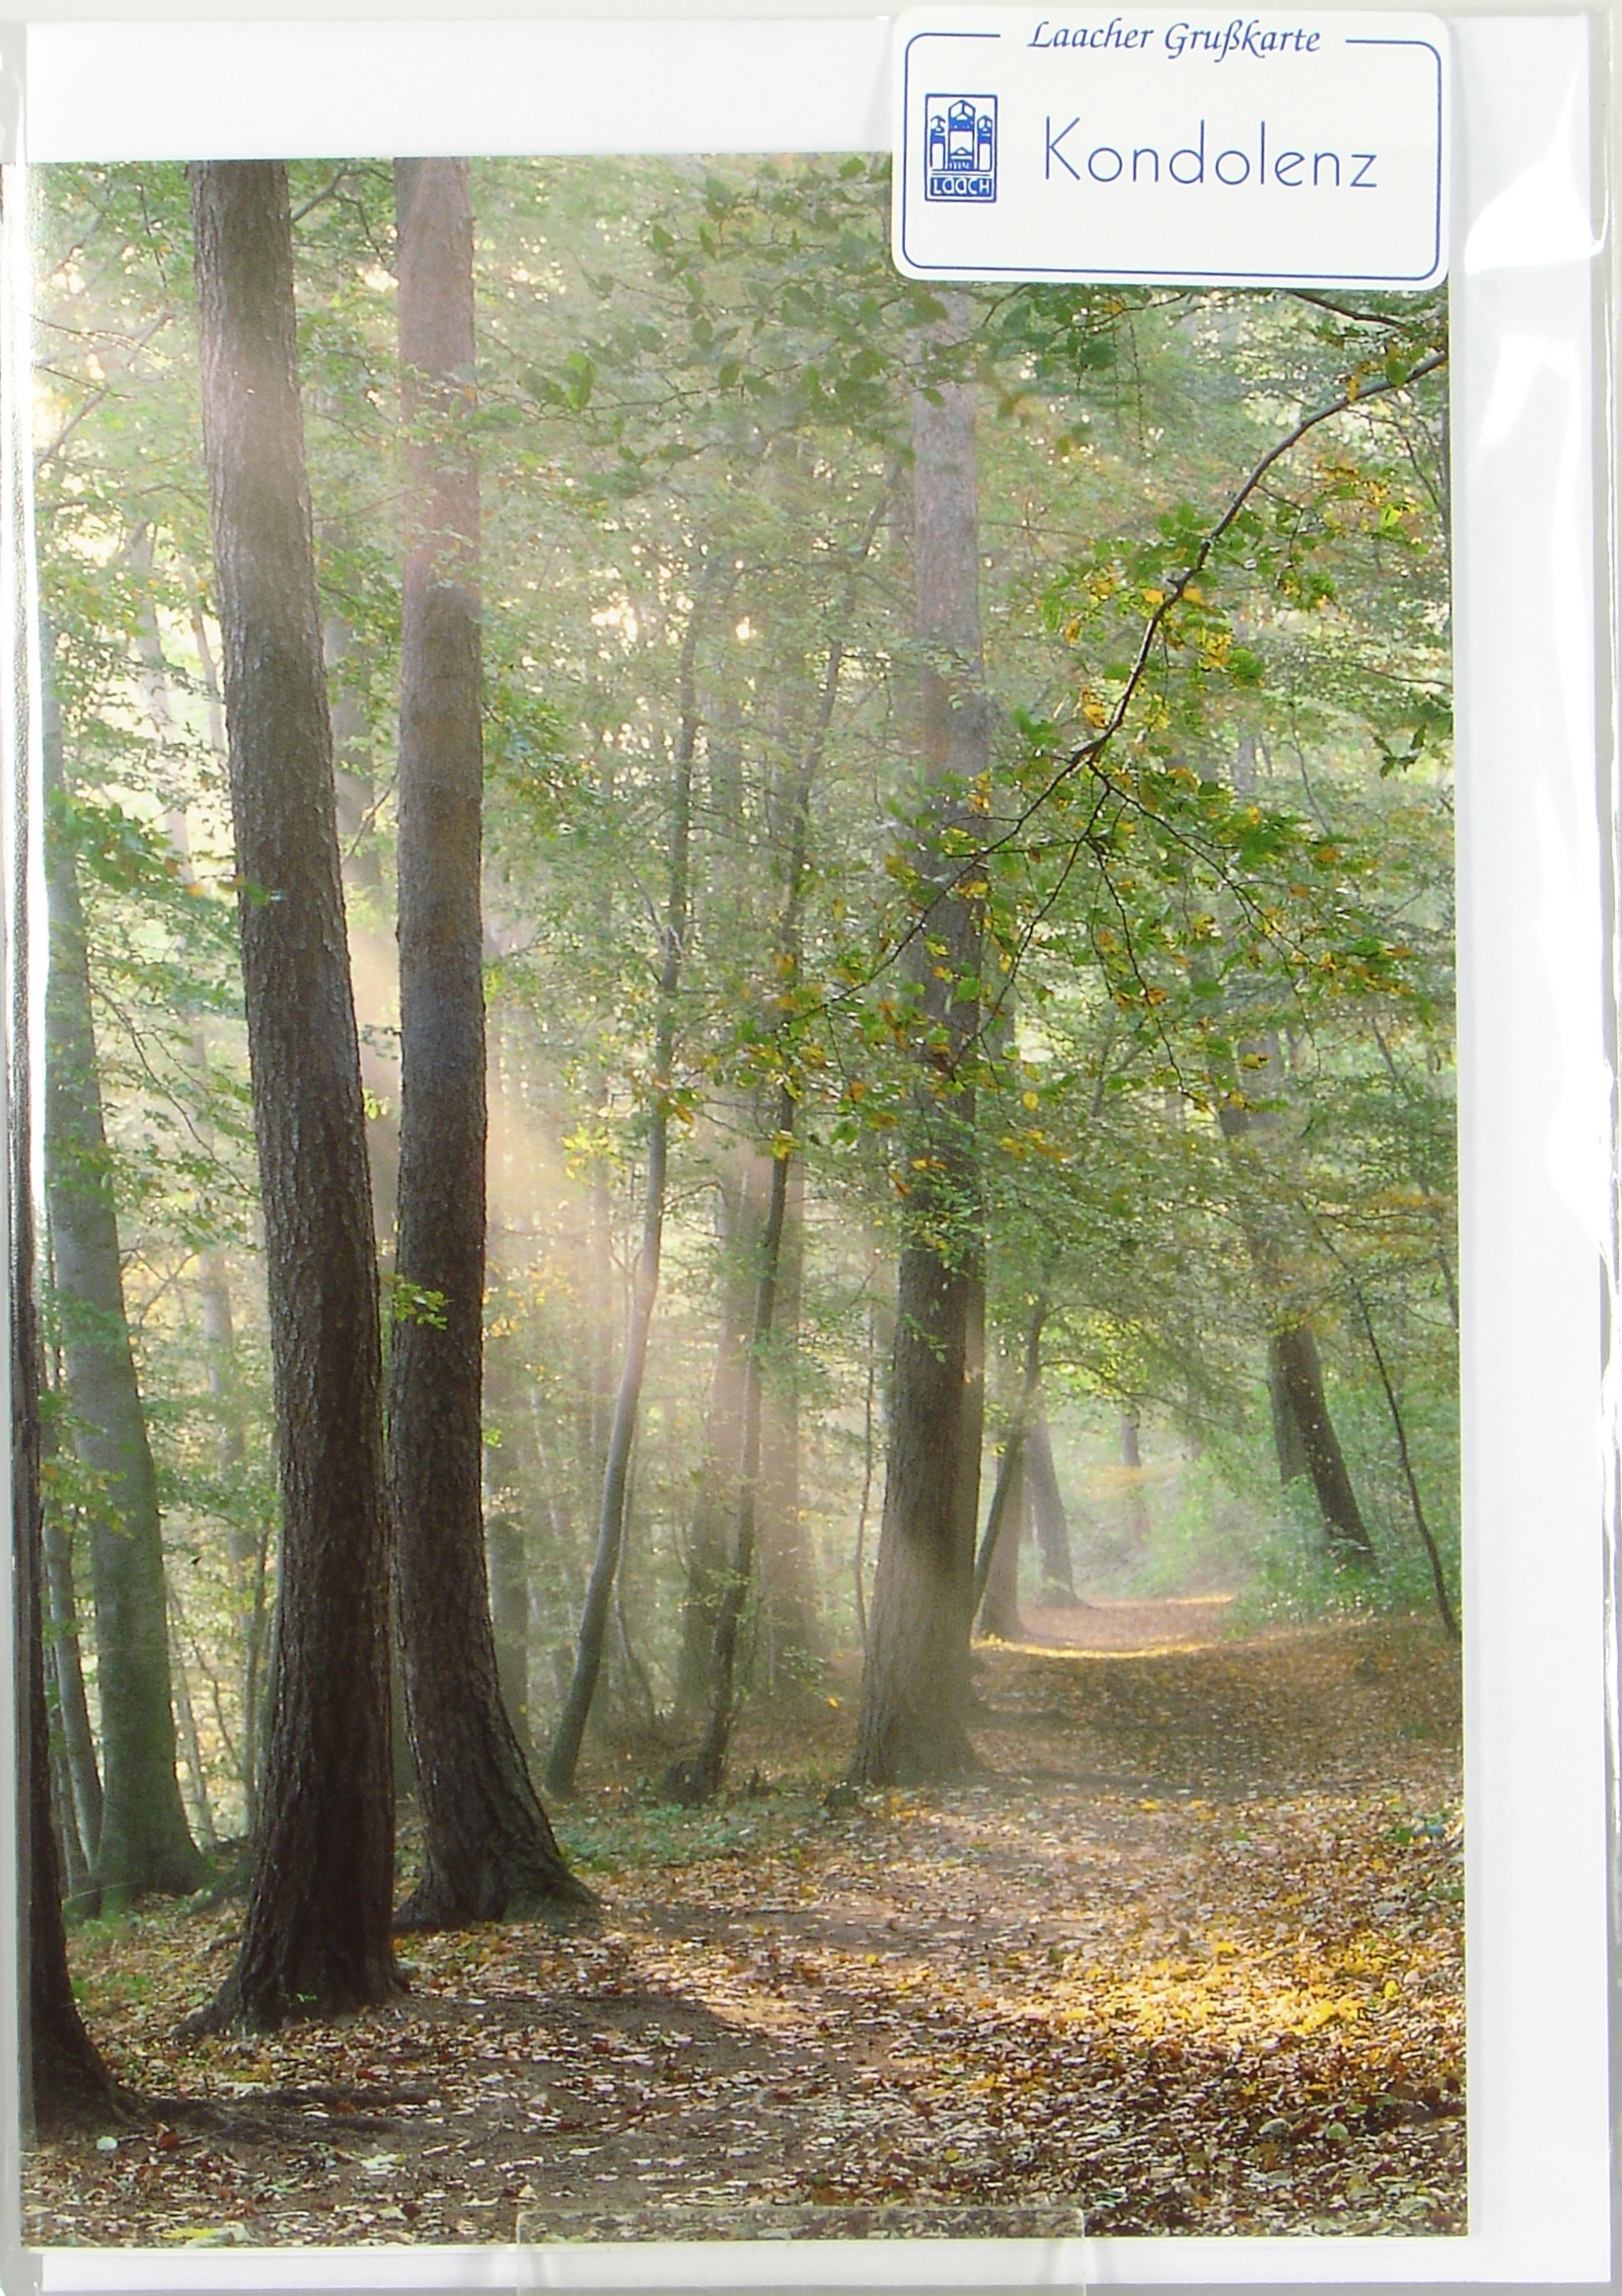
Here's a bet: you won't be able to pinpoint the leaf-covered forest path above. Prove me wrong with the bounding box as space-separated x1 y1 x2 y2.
27 1608 1463 2247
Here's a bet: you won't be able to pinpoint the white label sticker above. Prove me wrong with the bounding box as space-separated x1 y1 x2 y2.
892 9 1448 287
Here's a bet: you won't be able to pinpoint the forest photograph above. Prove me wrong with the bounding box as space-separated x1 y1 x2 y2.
17 148 1461 2247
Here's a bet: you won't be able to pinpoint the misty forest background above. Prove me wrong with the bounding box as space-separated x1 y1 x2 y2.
33 154 1453 1919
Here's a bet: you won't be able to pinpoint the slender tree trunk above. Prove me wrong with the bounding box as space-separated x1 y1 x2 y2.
1268 1324 1374 1561
195 1255 267 1838
40 1498 102 1876
760 1159 817 1686
189 159 398 2028
1025 1410 1075 1598
956 1263 989 1607
18 1215 112 2119
1344 1280 1457 1637
11 598 113 2119
677 1156 753 1716
665 1105 794 1805
167 1607 218 1848
976 1447 1026 1641
660 497 870 1796
853 327 987 1787
325 612 383 897
485 1508 531 1751
974 1304 1045 1630
547 561 713 1798
386 159 582 1926
852 1300 880 1648
182 616 280 1834
1209 727 1373 1565
47 1723 92 1914
42 693 203 1903
1267 1339 1310 1484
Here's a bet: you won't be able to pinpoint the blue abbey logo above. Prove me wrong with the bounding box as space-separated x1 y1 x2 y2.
924 94 997 203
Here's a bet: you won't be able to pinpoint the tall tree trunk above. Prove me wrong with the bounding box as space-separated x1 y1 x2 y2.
1216 743 1372 1565
1025 1408 1075 1598
852 1298 883 1649
17 1188 113 2121
974 1303 1045 1632
39 1397 103 1875
958 1266 988 1605
189 158 398 2027
42 694 203 1904
386 158 582 1927
11 582 113 2117
662 492 873 1796
182 615 282 1834
1217 1055 1374 1563
1267 1339 1310 1485
667 1119 793 1806
167 1604 218 1849
852 325 986 1787
546 558 716 1799
976 1446 1026 1641
1269 1324 1375 1561
677 1156 753 1717
196 1254 268 1839
758 1157 817 1688
325 612 384 898
47 1723 92 1914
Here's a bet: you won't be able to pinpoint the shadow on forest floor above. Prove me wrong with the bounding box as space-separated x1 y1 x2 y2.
26 1606 1463 2247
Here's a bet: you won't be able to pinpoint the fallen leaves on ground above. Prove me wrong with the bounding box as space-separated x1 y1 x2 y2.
25 1606 1463 2247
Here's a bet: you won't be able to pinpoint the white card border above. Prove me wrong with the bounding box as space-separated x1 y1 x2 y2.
2 11 1614 2294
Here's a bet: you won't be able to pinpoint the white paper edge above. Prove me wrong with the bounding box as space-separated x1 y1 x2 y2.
0 10 1611 2294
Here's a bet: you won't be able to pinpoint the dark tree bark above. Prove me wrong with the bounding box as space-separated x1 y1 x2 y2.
547 558 718 1799
1267 1339 1310 1485
852 330 987 1786
42 697 203 1904
189 159 398 2028
1217 1064 1374 1563
387 158 583 1927
974 1303 1045 1635
18 1228 114 2125
1269 1325 1375 1562
976 1446 1026 1641
185 617 284 1832
1025 1408 1075 1598
10 636 114 2124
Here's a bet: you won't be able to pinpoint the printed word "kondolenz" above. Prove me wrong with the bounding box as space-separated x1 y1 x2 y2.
1044 115 1375 187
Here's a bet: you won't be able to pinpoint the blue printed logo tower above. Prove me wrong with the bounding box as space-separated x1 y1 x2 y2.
925 93 997 200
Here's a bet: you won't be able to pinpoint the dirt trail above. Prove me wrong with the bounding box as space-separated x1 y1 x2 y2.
1017 1595 1237 1653
27 1613 1463 2247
